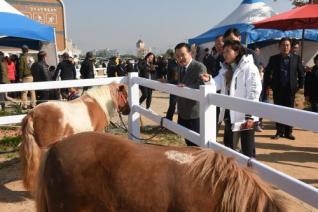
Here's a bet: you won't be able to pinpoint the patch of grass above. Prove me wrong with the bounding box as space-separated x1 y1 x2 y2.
1 136 21 146
0 110 12 117
0 136 21 152
0 126 20 131
5 152 18 159
108 125 184 146
0 104 28 117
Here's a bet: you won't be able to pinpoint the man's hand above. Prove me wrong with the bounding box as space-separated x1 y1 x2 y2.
200 74 210 82
241 120 254 130
305 66 311 73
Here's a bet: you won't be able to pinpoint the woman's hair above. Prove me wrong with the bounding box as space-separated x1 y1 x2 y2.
144 52 155 62
223 40 247 86
223 40 247 64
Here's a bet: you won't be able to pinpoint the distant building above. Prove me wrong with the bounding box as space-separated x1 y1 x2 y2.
6 0 67 51
136 40 150 58
94 49 119 58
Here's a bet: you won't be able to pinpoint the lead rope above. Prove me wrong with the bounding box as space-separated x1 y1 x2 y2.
113 112 165 143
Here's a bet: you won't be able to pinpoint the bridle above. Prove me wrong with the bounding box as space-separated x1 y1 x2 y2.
116 90 128 113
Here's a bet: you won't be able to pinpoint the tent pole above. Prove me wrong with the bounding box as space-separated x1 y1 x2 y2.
53 28 58 66
244 31 249 47
301 28 305 62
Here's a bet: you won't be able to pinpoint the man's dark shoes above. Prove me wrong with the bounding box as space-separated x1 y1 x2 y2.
271 134 282 140
284 134 296 140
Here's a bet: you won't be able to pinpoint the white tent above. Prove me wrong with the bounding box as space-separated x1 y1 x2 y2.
191 0 318 66
214 0 275 29
190 0 275 46
0 0 23 15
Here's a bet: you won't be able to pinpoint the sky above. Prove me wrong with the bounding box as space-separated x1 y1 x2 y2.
63 0 293 54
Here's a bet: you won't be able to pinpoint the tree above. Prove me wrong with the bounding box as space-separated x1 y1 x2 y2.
292 0 309 6
273 0 317 6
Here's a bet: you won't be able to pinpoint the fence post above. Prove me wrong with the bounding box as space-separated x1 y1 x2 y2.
128 72 140 142
199 84 216 147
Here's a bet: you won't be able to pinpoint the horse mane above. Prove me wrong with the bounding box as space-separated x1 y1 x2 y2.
188 150 288 212
86 85 115 119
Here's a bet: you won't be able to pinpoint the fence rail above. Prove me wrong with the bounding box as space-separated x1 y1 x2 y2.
208 93 318 132
0 77 126 93
128 72 318 209
0 73 317 209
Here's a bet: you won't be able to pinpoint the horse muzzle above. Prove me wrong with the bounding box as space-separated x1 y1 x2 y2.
120 106 131 115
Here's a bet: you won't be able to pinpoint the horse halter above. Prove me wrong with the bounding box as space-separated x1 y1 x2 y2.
116 89 128 113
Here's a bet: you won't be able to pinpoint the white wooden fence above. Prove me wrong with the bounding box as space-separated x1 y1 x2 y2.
0 73 317 209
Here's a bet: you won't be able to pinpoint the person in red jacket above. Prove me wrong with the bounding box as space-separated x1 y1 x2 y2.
5 54 16 83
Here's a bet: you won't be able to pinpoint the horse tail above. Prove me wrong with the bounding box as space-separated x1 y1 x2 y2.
20 112 41 192
188 150 288 212
36 149 50 212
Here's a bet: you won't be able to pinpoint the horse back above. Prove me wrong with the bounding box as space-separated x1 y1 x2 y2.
41 132 213 211
32 97 107 147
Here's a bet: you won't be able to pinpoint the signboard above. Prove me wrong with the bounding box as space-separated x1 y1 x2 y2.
6 0 66 51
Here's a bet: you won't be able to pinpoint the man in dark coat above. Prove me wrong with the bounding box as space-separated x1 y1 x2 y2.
264 37 304 140
165 52 180 121
54 52 77 99
202 48 218 77
115 59 126 77
175 43 207 146
31 51 50 103
80 52 95 79
107 57 118 77
54 52 77 80
305 54 318 112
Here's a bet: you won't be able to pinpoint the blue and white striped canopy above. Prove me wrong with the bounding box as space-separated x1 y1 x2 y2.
0 0 54 43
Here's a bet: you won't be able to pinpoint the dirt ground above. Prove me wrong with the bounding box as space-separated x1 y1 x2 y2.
0 91 317 212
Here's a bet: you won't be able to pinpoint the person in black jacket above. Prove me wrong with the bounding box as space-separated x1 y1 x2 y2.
31 51 50 103
203 48 218 77
54 52 77 98
155 56 168 80
116 59 126 76
80 52 95 79
305 54 318 112
54 52 77 80
107 57 117 77
165 52 180 120
264 37 304 140
138 52 157 110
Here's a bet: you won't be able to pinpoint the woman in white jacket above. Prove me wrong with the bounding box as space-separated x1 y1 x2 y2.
201 40 262 157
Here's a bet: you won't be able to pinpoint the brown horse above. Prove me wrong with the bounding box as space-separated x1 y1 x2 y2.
20 82 130 192
36 132 288 212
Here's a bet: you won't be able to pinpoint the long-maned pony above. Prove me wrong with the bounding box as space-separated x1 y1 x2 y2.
36 132 288 212
20 83 130 192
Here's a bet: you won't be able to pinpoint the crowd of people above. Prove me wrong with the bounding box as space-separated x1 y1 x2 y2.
0 46 96 109
1 27 317 158
134 28 316 158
